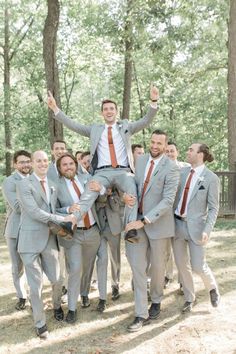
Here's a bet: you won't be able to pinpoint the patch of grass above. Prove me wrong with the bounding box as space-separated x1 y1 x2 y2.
215 218 236 230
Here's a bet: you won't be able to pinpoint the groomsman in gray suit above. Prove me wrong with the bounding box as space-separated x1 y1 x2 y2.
17 151 74 339
47 86 159 239
2 150 32 310
173 143 220 313
125 129 180 332
47 140 67 181
94 187 123 312
56 153 101 323
47 140 68 298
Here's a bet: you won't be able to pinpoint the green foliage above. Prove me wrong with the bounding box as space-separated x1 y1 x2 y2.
0 0 230 172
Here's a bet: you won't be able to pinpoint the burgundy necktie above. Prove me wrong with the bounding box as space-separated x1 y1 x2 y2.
40 179 46 194
180 169 195 216
108 126 118 168
71 178 91 229
138 160 155 214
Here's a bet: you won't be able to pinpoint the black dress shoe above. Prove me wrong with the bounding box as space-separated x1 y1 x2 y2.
210 289 220 307
125 229 139 243
127 317 150 332
182 301 194 313
15 298 26 310
36 324 48 339
112 286 120 300
65 310 77 323
97 299 106 312
54 306 64 321
81 295 90 308
148 303 161 319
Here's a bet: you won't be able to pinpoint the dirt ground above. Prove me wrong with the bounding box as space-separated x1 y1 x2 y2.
0 215 236 354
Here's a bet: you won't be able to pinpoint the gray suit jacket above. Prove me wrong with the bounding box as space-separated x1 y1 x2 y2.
17 174 63 253
96 190 123 236
47 162 59 182
55 106 157 172
2 172 23 239
56 173 101 248
174 166 220 243
135 154 180 239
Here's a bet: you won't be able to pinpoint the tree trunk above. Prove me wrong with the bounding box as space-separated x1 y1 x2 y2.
4 1 12 176
228 0 236 170
43 0 63 145
122 0 134 120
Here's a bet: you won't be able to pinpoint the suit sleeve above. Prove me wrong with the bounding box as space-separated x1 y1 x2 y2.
2 177 21 214
145 165 180 223
128 106 158 135
17 180 65 224
54 110 91 137
203 174 220 236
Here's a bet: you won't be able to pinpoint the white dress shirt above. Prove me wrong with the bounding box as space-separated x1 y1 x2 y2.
97 124 129 168
175 164 205 217
65 176 96 227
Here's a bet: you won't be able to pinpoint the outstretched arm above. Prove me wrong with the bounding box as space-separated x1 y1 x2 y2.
47 90 91 137
128 85 159 134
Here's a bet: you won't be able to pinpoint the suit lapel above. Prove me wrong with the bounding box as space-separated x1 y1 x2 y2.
188 167 207 203
145 155 166 195
30 174 48 205
93 125 105 152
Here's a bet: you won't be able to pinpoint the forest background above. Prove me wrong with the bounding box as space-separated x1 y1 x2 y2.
0 1 235 200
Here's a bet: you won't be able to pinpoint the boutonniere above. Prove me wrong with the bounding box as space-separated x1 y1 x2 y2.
197 176 204 184
50 186 56 194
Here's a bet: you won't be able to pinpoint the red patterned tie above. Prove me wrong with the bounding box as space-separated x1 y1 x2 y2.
138 160 155 214
180 169 195 216
71 178 91 229
108 126 118 168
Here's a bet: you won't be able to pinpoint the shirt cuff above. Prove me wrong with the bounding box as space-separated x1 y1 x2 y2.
54 108 60 115
150 103 158 109
99 185 106 196
144 216 151 224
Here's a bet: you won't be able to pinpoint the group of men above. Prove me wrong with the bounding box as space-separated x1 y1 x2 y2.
2 85 220 339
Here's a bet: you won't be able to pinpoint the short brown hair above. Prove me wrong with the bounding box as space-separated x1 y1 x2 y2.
56 153 78 176
101 99 117 111
152 129 168 143
51 140 67 149
13 150 31 163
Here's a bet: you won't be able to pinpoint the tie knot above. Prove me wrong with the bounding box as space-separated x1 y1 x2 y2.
190 169 195 174
150 160 154 165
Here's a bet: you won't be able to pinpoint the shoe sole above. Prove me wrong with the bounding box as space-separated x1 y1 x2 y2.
127 320 150 332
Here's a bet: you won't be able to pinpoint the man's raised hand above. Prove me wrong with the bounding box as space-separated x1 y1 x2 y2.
150 85 159 102
47 90 59 114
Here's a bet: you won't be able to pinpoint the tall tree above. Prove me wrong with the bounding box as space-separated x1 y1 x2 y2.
122 0 134 119
2 0 36 175
228 0 236 170
43 0 63 145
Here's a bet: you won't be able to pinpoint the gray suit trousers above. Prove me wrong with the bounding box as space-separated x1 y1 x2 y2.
20 235 61 328
96 225 121 300
173 219 218 302
80 225 100 296
126 229 149 319
76 168 137 226
6 237 27 299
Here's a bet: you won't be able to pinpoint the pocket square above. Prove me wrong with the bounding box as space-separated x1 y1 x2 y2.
199 185 205 190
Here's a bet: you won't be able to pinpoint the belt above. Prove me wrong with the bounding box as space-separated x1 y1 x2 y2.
96 165 128 170
77 223 97 231
174 214 187 222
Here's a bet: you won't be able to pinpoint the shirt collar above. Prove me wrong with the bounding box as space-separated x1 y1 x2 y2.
33 172 48 182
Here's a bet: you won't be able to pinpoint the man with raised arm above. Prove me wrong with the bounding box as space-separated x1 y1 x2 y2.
47 86 159 239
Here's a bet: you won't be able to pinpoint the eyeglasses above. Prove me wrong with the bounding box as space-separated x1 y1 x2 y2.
17 160 31 165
